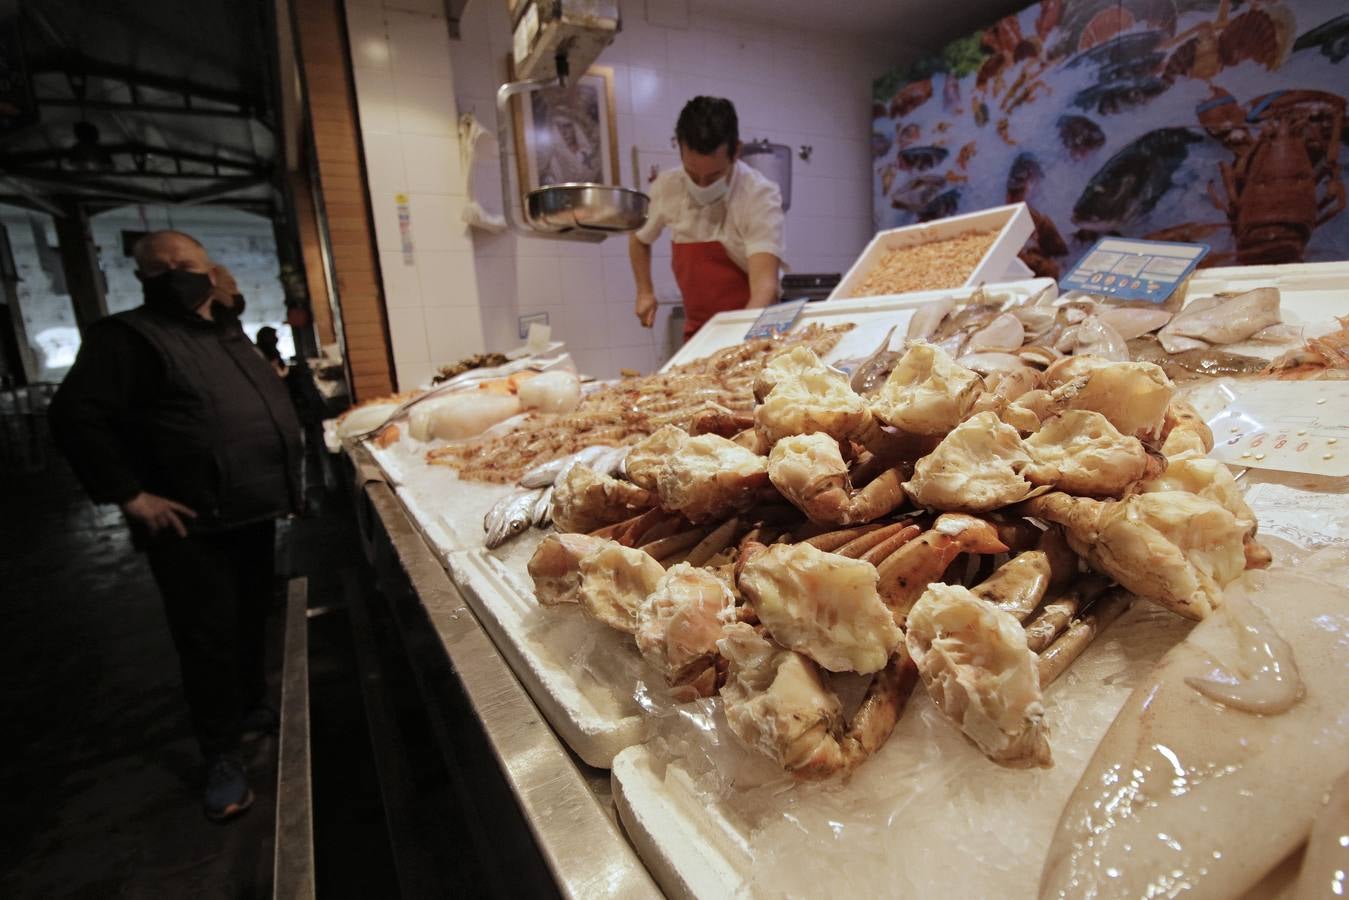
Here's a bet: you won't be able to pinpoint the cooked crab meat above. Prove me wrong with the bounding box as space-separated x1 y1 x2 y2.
635 563 736 700
767 433 907 526
903 411 1035 513
656 433 771 524
1002 388 1055 433
528 532 609 605
737 542 902 675
906 582 1051 768
1023 491 1246 620
551 464 655 534
1022 410 1153 497
754 347 873 446
624 425 690 491
1050 360 1174 439
1138 450 1256 536
870 342 983 435
718 623 917 780
1159 397 1214 454
575 541 667 634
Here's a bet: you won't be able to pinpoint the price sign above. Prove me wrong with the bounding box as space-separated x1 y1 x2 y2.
1061 237 1209 304
744 299 807 339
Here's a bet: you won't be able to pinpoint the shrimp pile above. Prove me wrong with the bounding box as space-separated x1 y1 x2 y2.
528 341 1270 778
427 324 852 483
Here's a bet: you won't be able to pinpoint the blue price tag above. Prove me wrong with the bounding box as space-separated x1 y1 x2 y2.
1060 237 1210 304
744 300 807 339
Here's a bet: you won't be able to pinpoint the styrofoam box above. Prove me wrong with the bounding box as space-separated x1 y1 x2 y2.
827 202 1036 302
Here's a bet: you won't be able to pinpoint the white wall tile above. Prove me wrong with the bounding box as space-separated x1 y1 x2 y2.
394 74 458 136
417 249 478 306
361 130 407 196
352 65 401 133
395 359 433 391
567 346 612 380
516 255 561 306
345 2 391 70
550 300 612 351
370 189 405 254
386 10 454 81
387 306 430 362
379 250 423 307
603 255 635 303
424 306 485 362
407 193 472 252
558 256 607 306
402 134 462 194
610 343 659 376
607 301 656 349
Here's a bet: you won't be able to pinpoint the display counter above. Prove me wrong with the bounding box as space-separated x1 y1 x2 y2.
341 261 1349 899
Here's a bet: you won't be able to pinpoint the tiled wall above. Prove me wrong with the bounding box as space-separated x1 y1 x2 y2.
349 0 909 383
346 0 484 389
453 0 903 377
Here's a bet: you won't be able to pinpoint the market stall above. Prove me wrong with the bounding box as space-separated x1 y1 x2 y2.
338 251 1349 898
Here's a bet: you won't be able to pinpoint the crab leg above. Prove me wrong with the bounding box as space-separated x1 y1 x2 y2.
971 550 1052 620
685 517 741 567
1037 588 1133 685
860 523 924 565
640 527 708 561
834 521 915 559
802 523 886 552
793 654 920 781
633 514 686 547
875 513 1009 624
1024 576 1112 652
616 507 674 546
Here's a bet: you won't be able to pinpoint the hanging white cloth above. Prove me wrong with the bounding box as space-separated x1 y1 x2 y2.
459 112 507 233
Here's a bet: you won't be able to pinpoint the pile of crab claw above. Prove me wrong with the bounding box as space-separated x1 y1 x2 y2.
527 340 1271 778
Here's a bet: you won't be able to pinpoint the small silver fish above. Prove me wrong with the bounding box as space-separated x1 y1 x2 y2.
484 487 543 548
532 485 554 528
519 445 611 488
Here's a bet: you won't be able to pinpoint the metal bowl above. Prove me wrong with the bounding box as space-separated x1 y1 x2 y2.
524 183 650 233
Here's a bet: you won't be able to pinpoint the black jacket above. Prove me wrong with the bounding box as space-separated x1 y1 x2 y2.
50 301 303 532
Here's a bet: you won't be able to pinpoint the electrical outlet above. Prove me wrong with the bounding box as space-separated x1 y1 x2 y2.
519 312 548 339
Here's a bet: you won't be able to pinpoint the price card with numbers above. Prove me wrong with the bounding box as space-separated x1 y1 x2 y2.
1204 381 1349 477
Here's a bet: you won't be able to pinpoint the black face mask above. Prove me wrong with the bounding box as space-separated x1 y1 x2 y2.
213 293 247 320
143 270 213 315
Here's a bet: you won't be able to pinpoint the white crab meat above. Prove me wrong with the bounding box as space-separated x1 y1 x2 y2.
739 542 902 675
870 342 983 435
1056 360 1174 439
906 583 1051 768
1091 491 1246 620
656 433 770 523
904 411 1035 512
528 532 609 605
625 425 689 491
754 348 871 445
576 541 666 634
1139 451 1256 535
551 464 651 534
718 623 842 771
1022 410 1148 497
635 563 735 688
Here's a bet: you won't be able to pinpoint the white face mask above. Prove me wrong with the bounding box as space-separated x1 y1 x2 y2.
683 170 730 206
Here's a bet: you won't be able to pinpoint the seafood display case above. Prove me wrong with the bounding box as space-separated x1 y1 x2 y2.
344 260 1349 899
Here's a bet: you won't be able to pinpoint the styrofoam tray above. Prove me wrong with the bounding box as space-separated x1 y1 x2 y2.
828 202 1035 302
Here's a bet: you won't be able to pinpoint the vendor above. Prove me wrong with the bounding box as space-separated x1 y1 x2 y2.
629 96 785 340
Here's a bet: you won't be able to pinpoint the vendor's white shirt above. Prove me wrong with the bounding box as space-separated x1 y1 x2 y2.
634 160 786 271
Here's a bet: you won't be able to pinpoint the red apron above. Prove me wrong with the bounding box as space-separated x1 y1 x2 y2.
672 240 750 340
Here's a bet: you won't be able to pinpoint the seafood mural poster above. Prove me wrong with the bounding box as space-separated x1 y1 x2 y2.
871 0 1349 277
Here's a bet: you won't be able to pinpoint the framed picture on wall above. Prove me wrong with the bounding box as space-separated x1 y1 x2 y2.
512 65 620 198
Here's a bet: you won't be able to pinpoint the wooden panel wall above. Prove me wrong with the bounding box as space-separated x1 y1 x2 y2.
290 169 336 347
292 0 393 401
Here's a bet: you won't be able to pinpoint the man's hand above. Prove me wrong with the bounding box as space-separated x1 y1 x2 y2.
635 290 657 328
121 492 197 538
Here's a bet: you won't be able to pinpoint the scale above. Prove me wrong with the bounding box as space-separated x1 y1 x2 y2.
496 0 649 241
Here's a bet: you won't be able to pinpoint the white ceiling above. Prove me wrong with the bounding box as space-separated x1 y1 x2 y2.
689 0 1029 50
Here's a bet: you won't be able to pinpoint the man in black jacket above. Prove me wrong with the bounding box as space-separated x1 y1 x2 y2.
50 230 302 821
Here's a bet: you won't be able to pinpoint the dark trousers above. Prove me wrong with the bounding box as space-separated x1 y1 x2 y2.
145 520 276 757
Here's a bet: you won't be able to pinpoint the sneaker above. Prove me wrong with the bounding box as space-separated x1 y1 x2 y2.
241 705 279 742
204 754 254 822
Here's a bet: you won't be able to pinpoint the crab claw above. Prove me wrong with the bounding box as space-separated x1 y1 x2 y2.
875 513 1009 625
